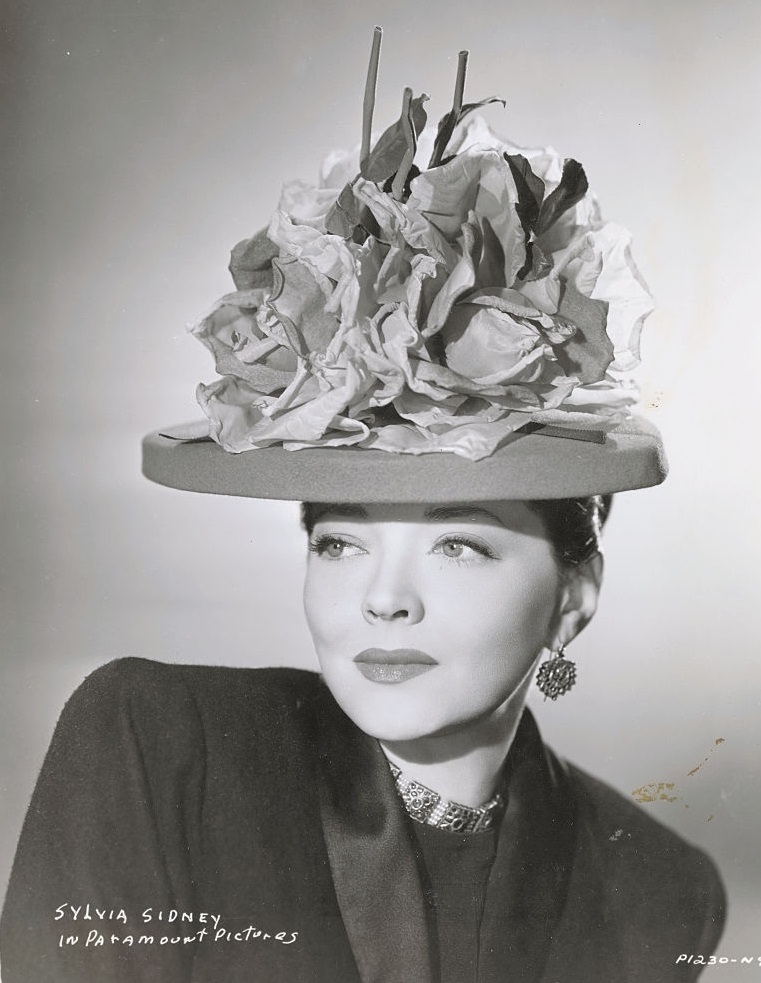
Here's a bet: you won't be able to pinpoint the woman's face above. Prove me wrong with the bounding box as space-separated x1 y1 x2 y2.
303 501 566 743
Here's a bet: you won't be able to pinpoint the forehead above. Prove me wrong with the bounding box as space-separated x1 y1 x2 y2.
308 501 547 536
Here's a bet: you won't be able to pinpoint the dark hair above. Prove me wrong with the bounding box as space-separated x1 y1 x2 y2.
301 495 612 569
527 495 612 567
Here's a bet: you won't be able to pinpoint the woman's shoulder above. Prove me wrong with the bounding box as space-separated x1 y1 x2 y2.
59 657 324 744
71 656 321 706
559 757 726 959
564 759 719 868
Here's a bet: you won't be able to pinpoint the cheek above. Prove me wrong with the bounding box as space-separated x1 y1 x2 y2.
303 564 353 647
302 572 324 644
461 567 560 655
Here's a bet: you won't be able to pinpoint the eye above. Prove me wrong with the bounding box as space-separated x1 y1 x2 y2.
440 540 467 559
432 535 498 563
308 534 366 560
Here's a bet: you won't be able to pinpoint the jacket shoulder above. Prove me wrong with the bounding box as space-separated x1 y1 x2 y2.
563 759 726 962
72 656 322 715
51 658 324 771
566 759 718 869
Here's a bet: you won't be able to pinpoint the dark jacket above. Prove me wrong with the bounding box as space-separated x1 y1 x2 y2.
1 658 725 982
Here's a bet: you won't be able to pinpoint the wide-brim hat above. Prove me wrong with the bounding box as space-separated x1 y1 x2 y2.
142 417 666 503
142 35 667 506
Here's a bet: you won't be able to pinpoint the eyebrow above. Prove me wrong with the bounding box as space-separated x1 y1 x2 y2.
424 505 505 526
309 504 369 524
309 503 505 526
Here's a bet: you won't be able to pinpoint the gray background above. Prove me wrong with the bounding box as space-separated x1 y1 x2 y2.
3 0 760 977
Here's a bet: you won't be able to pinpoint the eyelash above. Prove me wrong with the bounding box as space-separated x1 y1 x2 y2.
308 533 498 563
432 535 498 563
308 534 364 560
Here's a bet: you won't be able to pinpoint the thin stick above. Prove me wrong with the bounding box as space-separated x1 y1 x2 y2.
453 49 469 116
391 87 415 201
361 27 383 164
429 49 470 167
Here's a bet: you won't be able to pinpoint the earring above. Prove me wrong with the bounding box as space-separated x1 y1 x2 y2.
536 646 577 701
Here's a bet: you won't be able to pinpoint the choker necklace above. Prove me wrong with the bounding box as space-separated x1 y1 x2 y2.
387 761 504 834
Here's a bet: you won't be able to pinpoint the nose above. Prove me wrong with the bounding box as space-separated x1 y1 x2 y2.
361 562 424 626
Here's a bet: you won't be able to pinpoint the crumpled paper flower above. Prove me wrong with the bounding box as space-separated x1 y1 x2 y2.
192 116 653 460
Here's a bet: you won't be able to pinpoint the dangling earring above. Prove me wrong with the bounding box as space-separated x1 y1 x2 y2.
536 645 577 701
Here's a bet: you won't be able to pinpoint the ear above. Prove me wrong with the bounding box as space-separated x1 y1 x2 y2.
550 551 604 650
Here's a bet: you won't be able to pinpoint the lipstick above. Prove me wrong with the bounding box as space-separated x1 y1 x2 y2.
353 648 437 684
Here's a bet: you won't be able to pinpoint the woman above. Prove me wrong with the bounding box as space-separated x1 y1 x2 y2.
0 487 725 982
1 36 725 982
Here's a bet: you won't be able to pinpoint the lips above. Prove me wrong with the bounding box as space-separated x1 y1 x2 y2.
354 648 437 684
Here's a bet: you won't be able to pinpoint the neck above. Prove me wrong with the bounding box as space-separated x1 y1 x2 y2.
380 679 530 808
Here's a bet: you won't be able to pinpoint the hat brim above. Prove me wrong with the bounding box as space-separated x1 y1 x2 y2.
141 417 667 503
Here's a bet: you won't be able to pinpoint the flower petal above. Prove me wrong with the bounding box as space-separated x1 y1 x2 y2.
228 230 278 291
551 283 613 384
410 150 526 286
266 256 340 356
442 305 546 383
191 293 297 394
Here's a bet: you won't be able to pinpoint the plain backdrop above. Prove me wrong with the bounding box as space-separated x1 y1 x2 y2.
2 0 760 977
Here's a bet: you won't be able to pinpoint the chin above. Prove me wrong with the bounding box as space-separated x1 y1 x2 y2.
336 689 486 744
352 713 445 743
319 663 520 744
322 677 440 740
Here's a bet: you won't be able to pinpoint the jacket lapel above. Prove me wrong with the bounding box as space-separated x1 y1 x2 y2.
312 688 581 983
314 682 436 983
477 711 578 983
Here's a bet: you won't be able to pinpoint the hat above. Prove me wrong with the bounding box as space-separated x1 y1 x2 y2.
142 31 666 503
143 416 666 503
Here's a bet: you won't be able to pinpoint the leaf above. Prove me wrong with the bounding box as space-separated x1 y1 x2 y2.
324 181 384 243
460 97 507 120
228 229 278 290
515 239 552 285
505 153 546 280
324 183 359 237
505 153 545 233
551 283 612 384
536 159 589 234
475 217 506 289
429 96 505 167
381 163 421 201
360 94 429 183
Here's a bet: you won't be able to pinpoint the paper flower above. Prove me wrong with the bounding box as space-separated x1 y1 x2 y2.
191 50 653 461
